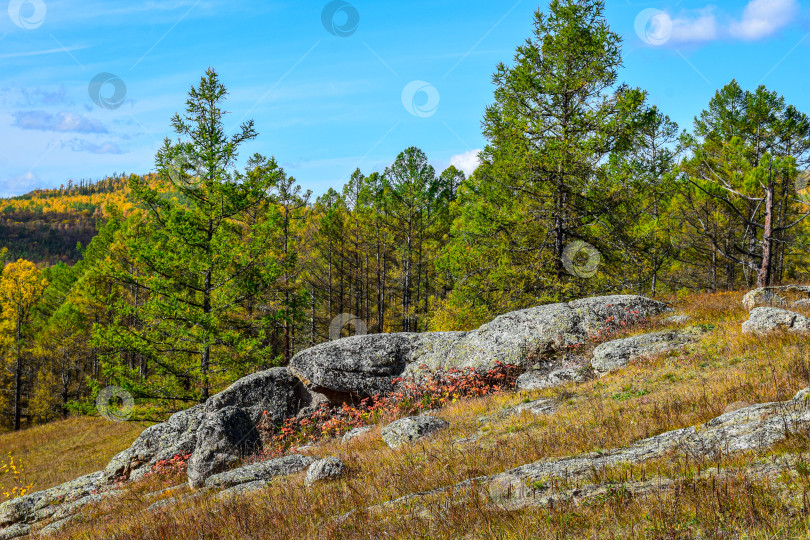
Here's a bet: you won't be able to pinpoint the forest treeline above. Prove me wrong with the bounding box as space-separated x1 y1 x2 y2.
1 0 808 430
0 175 136 265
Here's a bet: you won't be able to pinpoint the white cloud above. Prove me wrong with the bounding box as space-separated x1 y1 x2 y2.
670 10 719 44
0 172 41 198
449 149 481 177
730 0 799 40
637 0 800 47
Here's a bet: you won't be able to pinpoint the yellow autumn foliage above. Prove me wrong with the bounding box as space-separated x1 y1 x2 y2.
0 453 33 500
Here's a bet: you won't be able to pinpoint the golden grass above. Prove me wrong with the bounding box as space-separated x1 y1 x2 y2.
0 416 149 496
20 290 810 538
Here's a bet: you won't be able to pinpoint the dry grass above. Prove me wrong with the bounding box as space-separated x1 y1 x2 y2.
0 416 149 496
18 290 810 538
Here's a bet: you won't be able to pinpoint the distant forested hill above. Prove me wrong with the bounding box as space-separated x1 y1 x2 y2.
0 175 147 264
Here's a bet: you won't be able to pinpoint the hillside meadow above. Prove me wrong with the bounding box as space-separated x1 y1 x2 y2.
1 290 806 538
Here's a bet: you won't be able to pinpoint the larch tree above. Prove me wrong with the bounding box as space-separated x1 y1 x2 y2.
681 81 810 288
0 259 48 430
98 68 285 403
439 0 646 325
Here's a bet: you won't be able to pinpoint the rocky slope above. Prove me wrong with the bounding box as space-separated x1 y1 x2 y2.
5 290 807 538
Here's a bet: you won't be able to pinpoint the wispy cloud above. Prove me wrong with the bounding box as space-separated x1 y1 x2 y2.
12 111 108 133
449 149 481 177
63 138 124 154
0 85 69 107
0 45 89 59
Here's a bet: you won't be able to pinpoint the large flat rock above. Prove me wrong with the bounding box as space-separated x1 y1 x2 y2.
487 388 810 503
289 332 464 402
291 295 671 401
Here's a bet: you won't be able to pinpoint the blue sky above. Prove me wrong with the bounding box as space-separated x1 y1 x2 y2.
0 0 808 197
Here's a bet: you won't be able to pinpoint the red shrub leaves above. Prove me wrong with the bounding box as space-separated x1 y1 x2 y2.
256 362 519 458
150 452 192 477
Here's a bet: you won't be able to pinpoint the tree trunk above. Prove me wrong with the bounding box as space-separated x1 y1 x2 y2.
757 161 775 288
13 309 22 431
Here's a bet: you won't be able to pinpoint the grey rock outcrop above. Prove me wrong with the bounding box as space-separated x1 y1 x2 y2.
664 314 691 325
187 407 261 488
370 388 810 513
204 367 327 426
486 387 810 504
742 307 810 335
516 366 587 391
103 404 206 483
341 425 373 444
0 471 122 534
0 523 29 539
304 457 345 486
289 333 465 402
204 454 315 489
104 368 320 486
291 295 671 400
742 285 810 311
590 329 699 375
381 416 449 448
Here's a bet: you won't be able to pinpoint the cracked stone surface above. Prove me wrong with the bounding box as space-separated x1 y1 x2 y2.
203 454 315 489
